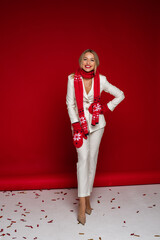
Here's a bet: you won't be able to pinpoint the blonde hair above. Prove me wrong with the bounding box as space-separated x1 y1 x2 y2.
79 49 100 74
71 49 100 78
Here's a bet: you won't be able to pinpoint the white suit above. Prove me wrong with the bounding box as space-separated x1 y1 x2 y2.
66 73 125 197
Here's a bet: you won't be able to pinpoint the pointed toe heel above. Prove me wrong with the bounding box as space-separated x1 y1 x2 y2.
77 214 86 225
85 208 93 215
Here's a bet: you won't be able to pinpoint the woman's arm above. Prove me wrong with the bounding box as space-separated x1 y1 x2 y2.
66 75 79 123
102 76 125 111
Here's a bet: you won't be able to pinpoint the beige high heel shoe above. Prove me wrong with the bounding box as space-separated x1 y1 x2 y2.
77 202 86 225
85 207 93 215
77 214 86 225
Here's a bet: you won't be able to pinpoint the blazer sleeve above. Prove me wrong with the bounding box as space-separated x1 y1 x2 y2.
66 75 79 124
102 76 125 111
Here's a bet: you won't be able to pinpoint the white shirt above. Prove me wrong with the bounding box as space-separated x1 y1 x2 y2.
66 73 125 133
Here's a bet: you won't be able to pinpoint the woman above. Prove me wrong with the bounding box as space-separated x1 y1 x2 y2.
66 49 125 225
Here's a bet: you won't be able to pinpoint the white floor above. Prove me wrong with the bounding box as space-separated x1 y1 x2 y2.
0 184 160 240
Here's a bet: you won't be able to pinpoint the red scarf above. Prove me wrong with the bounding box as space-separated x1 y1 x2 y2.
74 68 100 128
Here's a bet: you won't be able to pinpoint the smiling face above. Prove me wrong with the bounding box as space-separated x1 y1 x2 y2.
81 52 96 72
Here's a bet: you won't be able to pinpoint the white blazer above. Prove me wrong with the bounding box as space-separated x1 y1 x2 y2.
66 73 125 133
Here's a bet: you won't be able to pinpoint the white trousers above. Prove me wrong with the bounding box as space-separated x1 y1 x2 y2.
76 127 105 197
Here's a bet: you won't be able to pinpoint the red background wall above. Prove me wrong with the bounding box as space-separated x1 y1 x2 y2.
0 0 160 190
